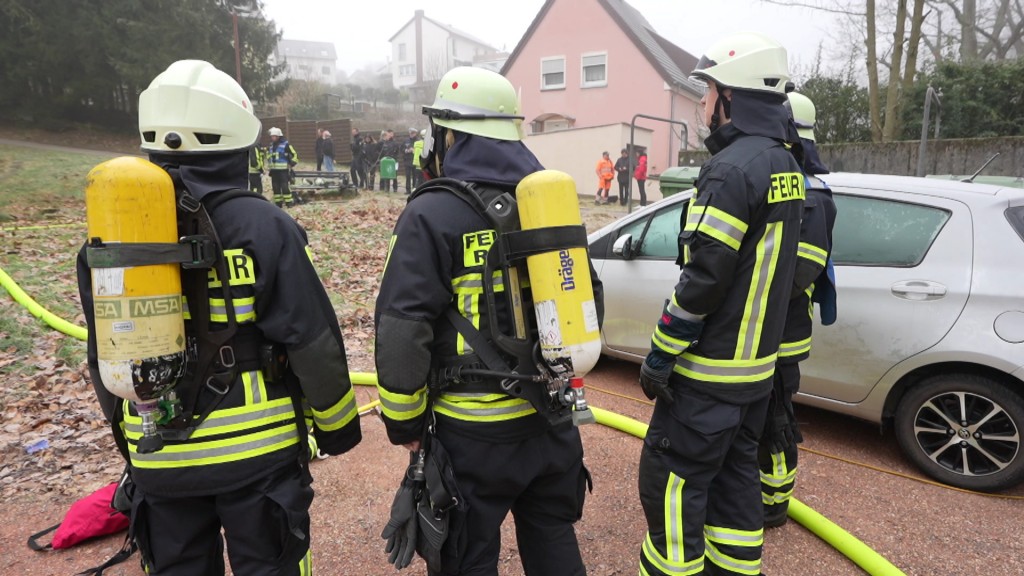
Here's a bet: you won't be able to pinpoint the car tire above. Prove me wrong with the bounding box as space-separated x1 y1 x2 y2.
895 374 1024 492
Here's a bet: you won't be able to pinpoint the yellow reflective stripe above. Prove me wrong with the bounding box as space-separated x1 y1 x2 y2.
653 326 691 355
312 387 358 431
665 472 685 565
797 241 827 268
434 393 536 422
704 525 763 547
779 337 812 358
383 234 398 274
735 222 781 360
124 398 296 440
762 487 795 505
451 271 505 294
704 540 762 575
667 293 706 323
685 205 748 251
182 296 257 323
760 467 797 489
128 425 300 468
241 370 268 405
298 548 312 576
674 353 776 384
376 386 427 421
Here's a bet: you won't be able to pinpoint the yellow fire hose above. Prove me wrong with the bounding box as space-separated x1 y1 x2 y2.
2 266 906 575
0 266 89 342
590 407 906 576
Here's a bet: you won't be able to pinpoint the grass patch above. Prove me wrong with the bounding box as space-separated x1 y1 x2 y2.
0 144 119 223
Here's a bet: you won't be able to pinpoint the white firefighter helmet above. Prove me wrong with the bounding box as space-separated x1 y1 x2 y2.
788 91 817 141
139 60 261 153
690 32 790 95
423 67 524 141
268 127 284 137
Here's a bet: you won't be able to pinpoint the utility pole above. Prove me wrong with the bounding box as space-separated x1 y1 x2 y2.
916 85 942 177
232 10 242 84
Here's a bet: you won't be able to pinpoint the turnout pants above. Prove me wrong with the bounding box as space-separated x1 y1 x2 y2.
638 386 769 576
249 173 263 196
270 170 292 206
129 464 313 576
434 422 589 576
758 363 801 522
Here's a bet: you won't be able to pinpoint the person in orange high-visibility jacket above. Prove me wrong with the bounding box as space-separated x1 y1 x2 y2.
595 151 614 204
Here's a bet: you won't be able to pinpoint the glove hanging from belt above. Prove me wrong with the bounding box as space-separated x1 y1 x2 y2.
382 451 425 570
763 377 802 454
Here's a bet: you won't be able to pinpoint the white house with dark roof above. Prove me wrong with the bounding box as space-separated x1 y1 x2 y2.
273 39 338 83
389 9 502 101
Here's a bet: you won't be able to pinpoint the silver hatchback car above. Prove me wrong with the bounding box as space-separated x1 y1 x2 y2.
588 172 1024 491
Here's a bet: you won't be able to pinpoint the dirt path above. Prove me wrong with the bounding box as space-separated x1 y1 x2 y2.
2 358 1022 575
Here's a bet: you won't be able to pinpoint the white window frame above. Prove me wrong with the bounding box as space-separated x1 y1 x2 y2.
581 51 608 88
540 56 566 91
398 43 407 61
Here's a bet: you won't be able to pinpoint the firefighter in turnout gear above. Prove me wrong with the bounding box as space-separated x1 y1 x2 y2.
248 143 265 196
758 91 838 528
76 60 361 576
374 66 601 575
636 33 805 576
267 126 300 206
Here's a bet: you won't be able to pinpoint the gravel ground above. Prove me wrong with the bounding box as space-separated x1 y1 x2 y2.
2 357 1022 576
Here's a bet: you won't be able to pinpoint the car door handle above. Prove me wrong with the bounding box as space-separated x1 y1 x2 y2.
891 280 947 300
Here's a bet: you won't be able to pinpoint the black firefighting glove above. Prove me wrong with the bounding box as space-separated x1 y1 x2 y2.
764 382 801 454
639 351 675 404
381 452 424 570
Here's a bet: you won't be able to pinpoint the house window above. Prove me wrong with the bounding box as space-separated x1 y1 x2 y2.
322 66 331 75
541 57 565 90
399 64 416 77
399 43 407 61
581 53 607 88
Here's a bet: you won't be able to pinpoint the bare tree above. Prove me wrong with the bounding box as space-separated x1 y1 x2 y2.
763 0 927 142
925 0 1024 61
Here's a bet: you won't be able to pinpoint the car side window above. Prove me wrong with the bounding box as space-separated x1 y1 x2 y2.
615 202 687 259
831 194 950 267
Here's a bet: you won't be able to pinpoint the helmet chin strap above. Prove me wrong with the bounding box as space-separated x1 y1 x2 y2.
709 92 732 132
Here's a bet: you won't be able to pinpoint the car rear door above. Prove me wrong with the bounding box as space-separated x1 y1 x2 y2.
801 188 973 403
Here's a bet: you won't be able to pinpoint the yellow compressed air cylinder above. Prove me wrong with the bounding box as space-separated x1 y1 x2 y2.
85 157 185 403
516 170 601 377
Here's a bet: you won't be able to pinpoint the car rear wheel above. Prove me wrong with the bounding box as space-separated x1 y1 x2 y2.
895 374 1024 492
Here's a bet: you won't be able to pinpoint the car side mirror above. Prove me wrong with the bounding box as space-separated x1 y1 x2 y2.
613 234 635 260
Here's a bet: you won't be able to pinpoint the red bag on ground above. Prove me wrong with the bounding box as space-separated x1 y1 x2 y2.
28 482 129 550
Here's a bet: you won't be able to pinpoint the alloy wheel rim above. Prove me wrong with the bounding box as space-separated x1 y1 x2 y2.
912 391 1021 477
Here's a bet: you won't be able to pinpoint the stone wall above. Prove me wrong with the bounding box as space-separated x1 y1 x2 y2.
678 136 1024 177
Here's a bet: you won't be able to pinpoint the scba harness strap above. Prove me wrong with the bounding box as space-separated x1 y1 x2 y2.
410 178 588 424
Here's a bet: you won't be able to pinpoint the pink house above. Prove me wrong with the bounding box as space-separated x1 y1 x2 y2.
502 0 705 177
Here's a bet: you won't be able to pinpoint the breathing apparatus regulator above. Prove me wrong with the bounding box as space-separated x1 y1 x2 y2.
84 60 262 453
419 67 600 426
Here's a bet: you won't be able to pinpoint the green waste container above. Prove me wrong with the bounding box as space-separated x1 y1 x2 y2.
380 156 397 180
658 166 701 198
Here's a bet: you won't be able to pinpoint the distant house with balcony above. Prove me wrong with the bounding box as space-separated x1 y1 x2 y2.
389 9 503 102
502 0 705 196
273 39 338 84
